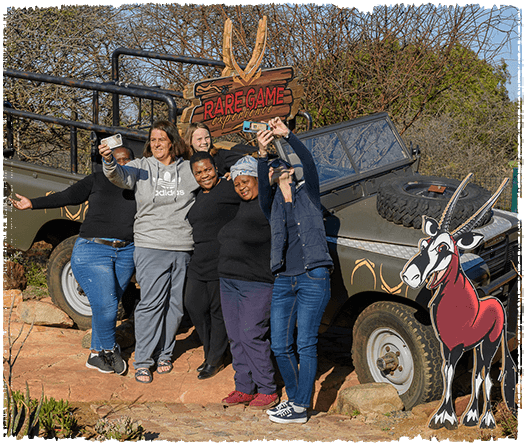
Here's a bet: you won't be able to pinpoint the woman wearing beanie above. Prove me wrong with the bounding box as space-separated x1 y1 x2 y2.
217 155 278 411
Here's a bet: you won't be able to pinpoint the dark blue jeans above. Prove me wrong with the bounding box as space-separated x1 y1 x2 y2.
70 237 135 351
270 267 331 408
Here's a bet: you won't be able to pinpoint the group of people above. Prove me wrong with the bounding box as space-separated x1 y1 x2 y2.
11 117 333 424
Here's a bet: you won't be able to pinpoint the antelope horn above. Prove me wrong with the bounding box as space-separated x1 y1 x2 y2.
452 178 509 239
222 16 268 84
242 17 267 78
439 173 473 232
222 19 235 77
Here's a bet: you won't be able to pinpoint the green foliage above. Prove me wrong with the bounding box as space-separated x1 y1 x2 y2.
3 382 44 439
38 396 79 438
6 390 78 439
305 40 515 133
25 262 48 289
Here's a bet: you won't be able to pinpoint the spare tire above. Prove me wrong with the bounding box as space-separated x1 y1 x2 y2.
377 175 492 230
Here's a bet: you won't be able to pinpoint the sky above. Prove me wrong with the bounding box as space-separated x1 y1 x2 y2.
492 5 522 101
494 7 524 101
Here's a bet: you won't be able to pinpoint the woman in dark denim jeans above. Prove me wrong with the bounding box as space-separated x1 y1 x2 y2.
257 117 333 424
10 147 136 376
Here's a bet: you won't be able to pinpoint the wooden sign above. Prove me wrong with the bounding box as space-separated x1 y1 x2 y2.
180 17 304 137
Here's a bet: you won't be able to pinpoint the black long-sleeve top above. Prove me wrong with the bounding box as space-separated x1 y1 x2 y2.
30 172 136 242
217 198 274 284
187 179 241 281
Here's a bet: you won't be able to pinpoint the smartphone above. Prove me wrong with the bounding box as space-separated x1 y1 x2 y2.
243 121 270 133
101 134 123 149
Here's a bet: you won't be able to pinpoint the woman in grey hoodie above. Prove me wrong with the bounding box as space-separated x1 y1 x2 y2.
99 120 199 384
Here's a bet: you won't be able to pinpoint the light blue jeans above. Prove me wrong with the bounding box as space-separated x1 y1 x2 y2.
70 237 135 351
270 267 331 408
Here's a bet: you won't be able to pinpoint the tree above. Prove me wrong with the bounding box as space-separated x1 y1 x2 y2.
3 4 519 178
4 6 132 172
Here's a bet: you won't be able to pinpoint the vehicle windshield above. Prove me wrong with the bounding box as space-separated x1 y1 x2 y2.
280 115 410 189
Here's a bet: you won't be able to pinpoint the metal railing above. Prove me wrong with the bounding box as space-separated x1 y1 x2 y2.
3 69 180 173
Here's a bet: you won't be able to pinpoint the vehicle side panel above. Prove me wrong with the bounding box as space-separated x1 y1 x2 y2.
4 159 86 251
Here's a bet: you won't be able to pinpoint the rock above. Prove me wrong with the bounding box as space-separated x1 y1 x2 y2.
3 260 27 290
412 395 472 420
17 300 74 328
336 382 404 415
3 289 24 309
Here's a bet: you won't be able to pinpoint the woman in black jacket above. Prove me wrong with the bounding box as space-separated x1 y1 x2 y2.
10 147 136 376
185 151 241 380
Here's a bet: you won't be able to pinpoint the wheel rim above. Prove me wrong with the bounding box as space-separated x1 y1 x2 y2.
61 261 92 317
366 327 414 394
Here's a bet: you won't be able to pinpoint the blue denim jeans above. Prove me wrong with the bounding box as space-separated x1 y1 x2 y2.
70 237 135 351
270 267 331 408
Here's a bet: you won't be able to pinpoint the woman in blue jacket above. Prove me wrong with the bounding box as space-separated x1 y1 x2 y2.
257 117 333 424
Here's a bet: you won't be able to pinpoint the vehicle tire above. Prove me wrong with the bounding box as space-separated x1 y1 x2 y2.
47 235 92 330
376 175 492 230
352 301 443 409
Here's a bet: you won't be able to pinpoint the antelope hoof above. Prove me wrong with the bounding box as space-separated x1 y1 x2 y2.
462 408 480 427
479 412 496 430
429 410 459 430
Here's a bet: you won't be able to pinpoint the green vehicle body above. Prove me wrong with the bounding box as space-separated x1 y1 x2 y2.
4 160 87 251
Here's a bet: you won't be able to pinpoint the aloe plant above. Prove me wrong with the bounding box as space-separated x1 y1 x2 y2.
4 382 44 439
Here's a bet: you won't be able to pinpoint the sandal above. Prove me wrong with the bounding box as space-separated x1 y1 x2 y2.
135 368 152 384
157 360 173 375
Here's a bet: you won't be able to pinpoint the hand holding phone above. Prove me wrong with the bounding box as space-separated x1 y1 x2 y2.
243 121 270 133
101 134 123 149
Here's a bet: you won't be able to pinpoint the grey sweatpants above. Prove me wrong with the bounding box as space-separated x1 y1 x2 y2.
133 247 190 370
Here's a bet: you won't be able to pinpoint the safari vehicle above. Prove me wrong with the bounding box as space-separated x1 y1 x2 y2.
4 45 518 410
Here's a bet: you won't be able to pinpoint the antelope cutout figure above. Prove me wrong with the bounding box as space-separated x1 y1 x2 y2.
401 173 517 430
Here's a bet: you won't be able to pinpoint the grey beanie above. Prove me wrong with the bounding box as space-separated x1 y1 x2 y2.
230 155 258 181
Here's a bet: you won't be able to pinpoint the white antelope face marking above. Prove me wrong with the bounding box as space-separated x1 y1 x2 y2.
402 232 454 289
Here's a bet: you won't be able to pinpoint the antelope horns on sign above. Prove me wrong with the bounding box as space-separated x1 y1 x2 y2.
221 17 268 85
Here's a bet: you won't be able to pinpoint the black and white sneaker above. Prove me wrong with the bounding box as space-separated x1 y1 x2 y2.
268 405 308 424
104 345 127 375
86 352 114 373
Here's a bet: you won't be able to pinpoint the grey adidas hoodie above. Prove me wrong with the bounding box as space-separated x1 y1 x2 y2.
103 155 199 251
